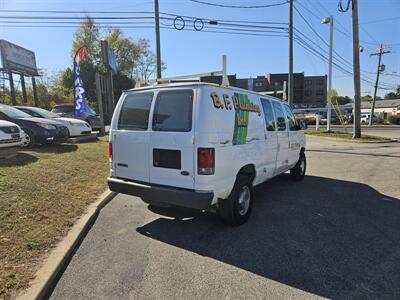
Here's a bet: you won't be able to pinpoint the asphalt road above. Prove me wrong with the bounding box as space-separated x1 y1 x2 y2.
49 137 400 300
308 125 400 139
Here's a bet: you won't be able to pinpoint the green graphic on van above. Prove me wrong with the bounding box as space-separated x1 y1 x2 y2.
233 93 251 145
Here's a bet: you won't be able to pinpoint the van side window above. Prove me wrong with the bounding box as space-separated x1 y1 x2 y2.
118 92 154 130
152 90 193 132
272 101 286 131
284 104 299 131
260 99 275 131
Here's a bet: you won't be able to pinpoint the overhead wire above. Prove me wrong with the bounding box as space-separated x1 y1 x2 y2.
188 0 287 9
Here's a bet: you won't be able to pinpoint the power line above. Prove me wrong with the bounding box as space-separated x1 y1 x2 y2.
296 1 377 50
0 9 154 14
188 0 287 9
360 16 400 25
0 9 288 25
294 36 397 90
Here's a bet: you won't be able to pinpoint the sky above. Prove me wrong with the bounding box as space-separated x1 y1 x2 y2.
0 0 399 98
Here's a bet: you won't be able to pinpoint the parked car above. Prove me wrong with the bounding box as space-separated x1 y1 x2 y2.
16 106 92 137
361 114 369 124
51 104 102 132
108 82 307 226
0 120 26 148
0 104 69 147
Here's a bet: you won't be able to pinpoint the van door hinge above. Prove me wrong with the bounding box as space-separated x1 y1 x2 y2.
191 135 195 144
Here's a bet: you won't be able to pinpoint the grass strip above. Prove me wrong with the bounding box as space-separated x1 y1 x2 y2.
0 138 109 299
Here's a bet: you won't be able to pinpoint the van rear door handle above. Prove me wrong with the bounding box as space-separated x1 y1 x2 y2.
220 139 231 144
246 138 260 143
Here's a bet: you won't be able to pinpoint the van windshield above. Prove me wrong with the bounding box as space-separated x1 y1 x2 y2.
118 92 153 130
152 90 193 132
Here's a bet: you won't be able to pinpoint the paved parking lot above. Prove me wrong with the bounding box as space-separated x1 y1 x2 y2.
49 137 400 300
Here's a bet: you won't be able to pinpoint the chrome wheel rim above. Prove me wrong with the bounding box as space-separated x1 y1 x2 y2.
238 186 251 216
22 133 30 147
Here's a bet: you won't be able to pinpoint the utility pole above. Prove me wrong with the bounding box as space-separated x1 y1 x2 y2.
369 44 390 126
288 0 294 107
351 0 361 138
154 0 162 79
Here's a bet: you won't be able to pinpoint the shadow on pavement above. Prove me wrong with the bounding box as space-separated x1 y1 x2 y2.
137 175 400 299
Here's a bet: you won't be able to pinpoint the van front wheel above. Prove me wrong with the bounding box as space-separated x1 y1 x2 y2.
290 151 306 181
217 175 253 226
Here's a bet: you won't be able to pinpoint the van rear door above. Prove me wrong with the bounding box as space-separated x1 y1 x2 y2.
149 89 195 189
111 92 153 183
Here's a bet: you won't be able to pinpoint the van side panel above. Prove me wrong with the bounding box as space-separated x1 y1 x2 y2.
194 86 266 203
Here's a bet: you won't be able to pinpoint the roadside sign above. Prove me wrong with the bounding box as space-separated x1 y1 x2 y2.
101 40 118 73
0 39 38 75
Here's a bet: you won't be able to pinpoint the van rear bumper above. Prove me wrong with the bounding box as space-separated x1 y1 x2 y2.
107 177 214 210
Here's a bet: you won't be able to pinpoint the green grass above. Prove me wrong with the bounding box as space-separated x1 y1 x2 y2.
305 130 391 142
0 138 109 299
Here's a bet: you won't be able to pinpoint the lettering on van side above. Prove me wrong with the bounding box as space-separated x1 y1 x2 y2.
210 91 261 145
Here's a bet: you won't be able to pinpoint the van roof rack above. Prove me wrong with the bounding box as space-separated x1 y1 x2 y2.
135 55 230 88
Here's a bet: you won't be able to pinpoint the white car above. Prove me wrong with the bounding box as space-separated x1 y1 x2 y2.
361 114 370 124
107 82 307 225
0 120 26 148
15 106 92 137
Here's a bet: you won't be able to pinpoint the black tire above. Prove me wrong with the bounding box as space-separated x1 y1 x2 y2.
290 151 306 181
217 174 253 226
21 129 35 148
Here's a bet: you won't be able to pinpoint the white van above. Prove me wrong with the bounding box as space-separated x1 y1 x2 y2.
108 82 306 225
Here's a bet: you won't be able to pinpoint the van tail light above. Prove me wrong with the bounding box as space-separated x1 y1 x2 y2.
108 142 113 161
198 148 215 175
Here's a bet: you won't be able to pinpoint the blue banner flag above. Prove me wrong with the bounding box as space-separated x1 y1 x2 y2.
73 61 86 117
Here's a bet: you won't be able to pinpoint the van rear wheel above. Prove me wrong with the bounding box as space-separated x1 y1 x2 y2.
217 175 253 226
290 151 306 181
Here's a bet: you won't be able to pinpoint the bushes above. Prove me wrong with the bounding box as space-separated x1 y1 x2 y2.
388 114 400 125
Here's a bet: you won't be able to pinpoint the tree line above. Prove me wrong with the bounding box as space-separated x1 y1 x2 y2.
0 17 164 109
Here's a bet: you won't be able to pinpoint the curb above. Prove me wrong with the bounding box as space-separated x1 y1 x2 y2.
305 134 399 144
17 190 117 300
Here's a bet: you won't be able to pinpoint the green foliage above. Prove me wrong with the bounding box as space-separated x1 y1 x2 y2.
71 17 101 65
388 114 400 125
384 85 400 100
384 92 398 100
331 89 352 105
106 28 141 78
361 94 373 102
113 72 135 101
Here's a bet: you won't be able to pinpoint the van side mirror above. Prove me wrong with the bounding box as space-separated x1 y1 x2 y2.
298 120 308 130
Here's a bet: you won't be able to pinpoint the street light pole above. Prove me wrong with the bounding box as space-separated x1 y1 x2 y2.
322 16 333 132
288 0 294 107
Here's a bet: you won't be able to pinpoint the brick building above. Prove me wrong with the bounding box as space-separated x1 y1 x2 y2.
200 72 327 108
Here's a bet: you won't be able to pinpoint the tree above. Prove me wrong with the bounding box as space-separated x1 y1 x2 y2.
384 85 400 100
71 17 101 65
106 28 141 78
361 94 373 102
331 89 352 105
135 38 166 81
